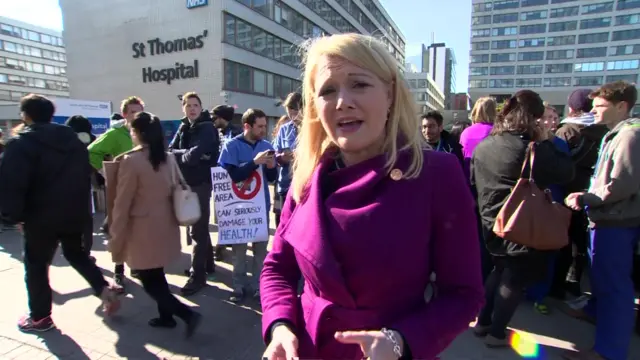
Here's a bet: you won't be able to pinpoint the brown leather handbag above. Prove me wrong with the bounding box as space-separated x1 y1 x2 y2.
493 142 571 250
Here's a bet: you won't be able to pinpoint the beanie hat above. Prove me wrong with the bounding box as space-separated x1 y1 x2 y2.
111 113 124 121
211 105 234 122
568 89 594 113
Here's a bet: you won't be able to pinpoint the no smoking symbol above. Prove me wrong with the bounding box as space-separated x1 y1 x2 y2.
232 171 262 200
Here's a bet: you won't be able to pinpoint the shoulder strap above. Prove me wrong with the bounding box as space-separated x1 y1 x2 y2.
168 154 188 190
519 142 536 181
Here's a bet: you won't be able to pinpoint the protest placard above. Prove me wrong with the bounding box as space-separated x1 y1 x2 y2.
211 167 269 245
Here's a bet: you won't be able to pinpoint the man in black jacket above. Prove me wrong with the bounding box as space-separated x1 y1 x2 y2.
0 94 117 332
421 111 464 164
169 92 220 296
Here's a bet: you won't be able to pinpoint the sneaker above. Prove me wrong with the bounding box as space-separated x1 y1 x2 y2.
17 315 55 332
181 276 205 296
534 302 550 315
472 323 491 337
130 270 141 279
229 289 244 303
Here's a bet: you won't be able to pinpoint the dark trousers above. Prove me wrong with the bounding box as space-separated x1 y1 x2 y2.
478 254 549 339
190 183 213 279
479 217 494 283
83 215 94 255
23 225 108 320
551 210 589 295
136 268 193 321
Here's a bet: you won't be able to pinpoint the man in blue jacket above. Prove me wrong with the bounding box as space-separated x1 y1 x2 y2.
169 92 220 296
219 108 277 303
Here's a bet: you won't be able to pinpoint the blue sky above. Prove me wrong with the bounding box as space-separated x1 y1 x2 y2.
0 0 470 92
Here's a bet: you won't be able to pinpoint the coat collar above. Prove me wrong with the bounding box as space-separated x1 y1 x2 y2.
280 150 395 307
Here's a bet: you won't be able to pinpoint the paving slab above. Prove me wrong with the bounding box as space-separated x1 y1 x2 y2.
0 211 639 359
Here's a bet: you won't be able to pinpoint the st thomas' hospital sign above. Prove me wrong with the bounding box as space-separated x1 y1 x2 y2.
131 30 208 85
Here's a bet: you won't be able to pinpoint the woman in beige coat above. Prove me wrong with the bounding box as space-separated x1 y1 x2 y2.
109 112 201 337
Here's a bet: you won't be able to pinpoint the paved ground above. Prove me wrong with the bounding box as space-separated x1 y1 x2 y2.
1 213 640 359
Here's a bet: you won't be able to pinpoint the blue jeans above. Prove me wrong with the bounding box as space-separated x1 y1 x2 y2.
584 226 640 360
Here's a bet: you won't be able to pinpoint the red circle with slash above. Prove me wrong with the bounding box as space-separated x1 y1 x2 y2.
232 171 262 200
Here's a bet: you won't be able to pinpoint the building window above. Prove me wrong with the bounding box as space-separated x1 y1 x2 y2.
618 0 640 11
490 66 515 75
574 76 603 86
472 41 491 50
492 26 518 36
223 13 300 68
612 29 640 41
470 54 490 63
489 79 514 88
473 2 493 12
517 64 543 74
521 0 549 6
547 35 576 46
518 51 545 61
516 78 542 87
546 49 574 59
609 44 640 56
607 74 638 83
493 0 519 10
550 6 579 18
519 38 545 48
469 80 488 88
492 40 517 49
616 14 640 26
491 53 517 62
520 24 547 34
3 41 16 53
223 60 301 99
577 47 608 58
606 60 640 71
520 10 547 21
580 17 611 30
472 15 492 25
549 20 578 32
578 32 610 44
574 62 605 72
470 67 489 76
472 29 491 37
493 13 519 23
543 77 572 87
582 2 614 14
545 63 574 73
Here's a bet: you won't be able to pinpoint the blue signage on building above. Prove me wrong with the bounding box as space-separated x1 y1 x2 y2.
186 0 208 9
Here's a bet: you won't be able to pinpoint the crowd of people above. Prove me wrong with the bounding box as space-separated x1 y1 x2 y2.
0 32 639 360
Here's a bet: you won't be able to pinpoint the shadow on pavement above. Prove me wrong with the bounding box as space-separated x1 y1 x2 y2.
94 267 263 359
37 329 90 359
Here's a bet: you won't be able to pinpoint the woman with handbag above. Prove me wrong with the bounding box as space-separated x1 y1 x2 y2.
108 111 201 337
471 90 574 347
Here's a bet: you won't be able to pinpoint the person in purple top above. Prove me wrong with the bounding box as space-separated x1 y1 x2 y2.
259 33 484 360
459 96 496 176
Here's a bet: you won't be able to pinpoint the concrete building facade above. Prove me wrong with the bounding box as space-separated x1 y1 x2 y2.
0 16 68 106
404 70 446 114
421 43 456 109
469 0 640 116
59 0 405 138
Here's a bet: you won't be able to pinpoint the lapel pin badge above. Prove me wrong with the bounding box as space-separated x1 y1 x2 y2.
390 168 403 181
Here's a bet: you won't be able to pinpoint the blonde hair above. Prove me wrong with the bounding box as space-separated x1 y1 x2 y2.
272 115 289 138
470 97 497 124
291 33 423 203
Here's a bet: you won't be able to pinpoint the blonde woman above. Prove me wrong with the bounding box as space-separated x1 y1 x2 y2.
460 97 496 162
260 34 484 360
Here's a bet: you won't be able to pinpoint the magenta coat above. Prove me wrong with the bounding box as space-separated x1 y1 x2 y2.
260 149 484 359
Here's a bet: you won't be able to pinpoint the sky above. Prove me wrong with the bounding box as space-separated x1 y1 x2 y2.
0 0 470 92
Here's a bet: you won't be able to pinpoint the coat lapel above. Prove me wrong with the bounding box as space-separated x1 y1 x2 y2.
281 156 356 307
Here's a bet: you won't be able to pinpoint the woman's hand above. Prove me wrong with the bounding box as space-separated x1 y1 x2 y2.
335 330 403 360
263 324 299 360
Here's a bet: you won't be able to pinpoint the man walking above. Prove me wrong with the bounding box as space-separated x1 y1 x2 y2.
219 108 277 302
88 96 144 289
170 92 219 296
0 94 120 332
564 81 640 360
